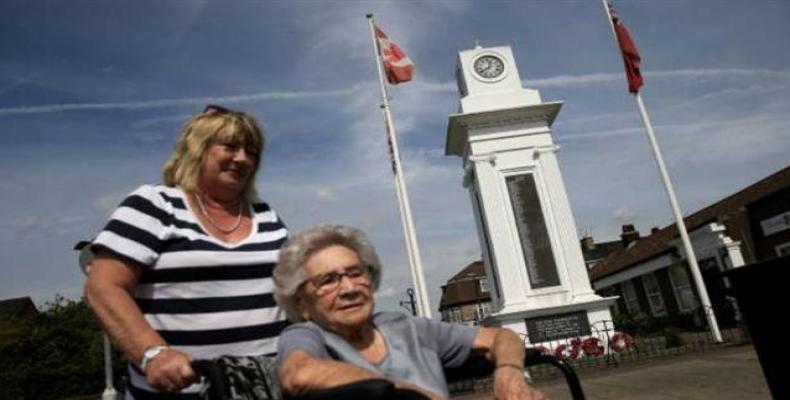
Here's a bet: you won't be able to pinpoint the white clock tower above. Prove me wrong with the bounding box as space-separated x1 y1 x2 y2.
446 46 615 345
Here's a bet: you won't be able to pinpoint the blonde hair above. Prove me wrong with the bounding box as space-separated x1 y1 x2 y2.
161 107 265 200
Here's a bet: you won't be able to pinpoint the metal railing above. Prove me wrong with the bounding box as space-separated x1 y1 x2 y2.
450 314 750 393
524 314 749 380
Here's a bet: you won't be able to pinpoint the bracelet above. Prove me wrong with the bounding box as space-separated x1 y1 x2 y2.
141 345 170 371
495 363 524 372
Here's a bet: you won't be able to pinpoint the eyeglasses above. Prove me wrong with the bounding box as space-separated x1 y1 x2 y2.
303 265 371 296
203 104 234 115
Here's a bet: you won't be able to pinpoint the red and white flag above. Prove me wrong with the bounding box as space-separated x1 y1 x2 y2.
607 1 643 93
374 25 415 84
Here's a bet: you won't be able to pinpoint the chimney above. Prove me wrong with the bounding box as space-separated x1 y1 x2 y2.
651 226 660 235
620 224 640 246
580 236 596 251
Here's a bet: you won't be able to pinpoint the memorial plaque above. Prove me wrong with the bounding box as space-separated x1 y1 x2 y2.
525 311 591 343
506 174 560 288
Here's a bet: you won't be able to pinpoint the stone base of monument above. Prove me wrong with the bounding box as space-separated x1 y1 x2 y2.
486 296 617 349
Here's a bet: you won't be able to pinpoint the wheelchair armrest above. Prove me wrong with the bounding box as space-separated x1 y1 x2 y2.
296 379 393 400
444 348 586 400
295 378 428 400
444 354 495 383
193 359 428 400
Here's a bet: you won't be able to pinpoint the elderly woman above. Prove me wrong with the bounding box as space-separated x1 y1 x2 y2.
273 225 545 400
84 105 289 398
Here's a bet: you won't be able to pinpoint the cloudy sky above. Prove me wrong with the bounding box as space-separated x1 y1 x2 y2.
2 1 789 313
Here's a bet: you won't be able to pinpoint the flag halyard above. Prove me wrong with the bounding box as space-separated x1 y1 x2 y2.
385 121 397 175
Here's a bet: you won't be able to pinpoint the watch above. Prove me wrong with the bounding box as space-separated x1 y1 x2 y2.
473 55 505 79
141 345 169 371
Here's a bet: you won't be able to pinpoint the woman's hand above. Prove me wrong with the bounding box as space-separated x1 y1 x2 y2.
493 367 546 400
473 327 547 400
145 348 196 392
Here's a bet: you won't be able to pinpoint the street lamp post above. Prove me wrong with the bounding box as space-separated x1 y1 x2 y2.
76 241 119 400
399 288 417 316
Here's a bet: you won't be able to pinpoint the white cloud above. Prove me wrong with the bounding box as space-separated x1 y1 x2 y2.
292 2 427 62
132 113 194 129
412 80 455 93
523 68 790 89
6 68 784 118
3 214 92 236
0 87 362 116
611 207 637 225
0 73 41 96
376 286 398 299
648 68 790 80
12 216 41 235
525 73 621 88
557 126 641 142
94 189 134 220
315 187 336 202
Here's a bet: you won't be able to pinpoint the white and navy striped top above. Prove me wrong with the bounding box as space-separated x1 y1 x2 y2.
91 184 289 399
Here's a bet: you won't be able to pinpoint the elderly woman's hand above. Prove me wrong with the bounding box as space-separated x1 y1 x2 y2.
145 348 196 393
493 366 546 400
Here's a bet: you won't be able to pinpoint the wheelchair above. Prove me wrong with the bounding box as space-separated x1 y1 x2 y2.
192 348 585 400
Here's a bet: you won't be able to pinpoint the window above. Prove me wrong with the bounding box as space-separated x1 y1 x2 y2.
452 308 462 322
598 287 620 315
698 257 720 271
443 308 458 323
621 280 641 313
669 265 698 312
479 277 489 294
461 305 476 322
610 300 621 316
775 241 790 257
642 273 667 317
476 301 491 320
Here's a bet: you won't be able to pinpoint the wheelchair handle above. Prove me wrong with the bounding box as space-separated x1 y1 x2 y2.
191 359 230 400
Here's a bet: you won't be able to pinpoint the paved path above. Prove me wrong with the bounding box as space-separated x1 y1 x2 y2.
454 344 771 399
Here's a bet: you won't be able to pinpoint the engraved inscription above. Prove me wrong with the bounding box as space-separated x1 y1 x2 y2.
525 311 591 343
506 174 560 289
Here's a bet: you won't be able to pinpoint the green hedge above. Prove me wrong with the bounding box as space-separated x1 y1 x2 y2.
0 296 126 400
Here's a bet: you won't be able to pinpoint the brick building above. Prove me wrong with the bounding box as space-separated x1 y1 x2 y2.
0 296 38 325
590 165 790 325
438 261 493 325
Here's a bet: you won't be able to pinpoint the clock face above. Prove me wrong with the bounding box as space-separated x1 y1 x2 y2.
473 55 505 79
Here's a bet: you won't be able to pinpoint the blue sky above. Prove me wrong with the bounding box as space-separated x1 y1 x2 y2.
2 1 789 313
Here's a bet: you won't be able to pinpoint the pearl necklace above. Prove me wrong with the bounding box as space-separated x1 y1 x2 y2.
195 192 244 234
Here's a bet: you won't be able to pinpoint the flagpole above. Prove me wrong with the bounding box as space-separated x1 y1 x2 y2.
632 93 723 342
601 0 618 41
366 14 432 318
601 0 722 343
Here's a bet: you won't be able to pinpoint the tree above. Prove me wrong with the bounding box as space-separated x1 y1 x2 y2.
0 296 126 400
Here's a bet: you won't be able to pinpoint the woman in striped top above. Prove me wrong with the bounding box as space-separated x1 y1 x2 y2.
84 105 289 398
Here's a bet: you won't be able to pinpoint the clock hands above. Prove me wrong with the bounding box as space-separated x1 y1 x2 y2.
474 55 504 79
